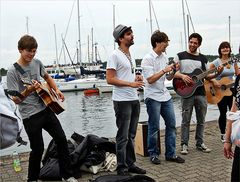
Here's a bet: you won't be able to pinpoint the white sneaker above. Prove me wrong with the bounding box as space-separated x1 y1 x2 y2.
196 143 211 153
181 144 188 155
221 134 226 143
62 177 78 182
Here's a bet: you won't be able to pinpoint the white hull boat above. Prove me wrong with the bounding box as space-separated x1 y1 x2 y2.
55 77 111 92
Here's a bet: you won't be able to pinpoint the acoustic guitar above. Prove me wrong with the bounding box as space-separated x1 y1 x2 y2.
21 78 65 115
204 77 234 104
173 57 239 98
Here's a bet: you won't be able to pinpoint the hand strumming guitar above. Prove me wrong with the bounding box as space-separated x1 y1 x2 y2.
55 88 65 102
210 79 221 88
181 74 193 85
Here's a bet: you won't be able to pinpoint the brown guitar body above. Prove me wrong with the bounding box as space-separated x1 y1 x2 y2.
204 77 234 104
36 83 65 115
21 78 65 115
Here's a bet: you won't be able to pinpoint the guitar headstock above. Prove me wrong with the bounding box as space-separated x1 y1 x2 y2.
228 57 240 64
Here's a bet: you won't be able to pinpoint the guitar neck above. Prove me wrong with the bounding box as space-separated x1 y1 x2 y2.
197 60 233 80
197 67 217 80
226 82 235 89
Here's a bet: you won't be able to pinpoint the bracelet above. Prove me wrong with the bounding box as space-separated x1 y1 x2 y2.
162 70 166 74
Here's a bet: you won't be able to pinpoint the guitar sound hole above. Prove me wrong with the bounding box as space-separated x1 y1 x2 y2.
192 76 197 82
221 85 226 90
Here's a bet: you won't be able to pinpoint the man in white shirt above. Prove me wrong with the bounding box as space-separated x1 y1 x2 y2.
106 24 146 175
141 30 185 165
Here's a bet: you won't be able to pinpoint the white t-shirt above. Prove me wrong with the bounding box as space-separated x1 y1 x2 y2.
107 49 138 101
141 50 171 102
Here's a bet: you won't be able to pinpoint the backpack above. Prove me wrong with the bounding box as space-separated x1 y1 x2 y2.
0 82 26 149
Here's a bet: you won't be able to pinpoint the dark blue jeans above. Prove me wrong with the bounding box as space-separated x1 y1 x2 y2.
23 107 73 181
145 98 176 158
113 100 140 170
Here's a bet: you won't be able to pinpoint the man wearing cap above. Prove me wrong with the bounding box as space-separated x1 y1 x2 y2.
106 24 146 175
141 30 185 165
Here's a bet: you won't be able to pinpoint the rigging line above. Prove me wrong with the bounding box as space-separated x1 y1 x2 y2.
150 0 160 31
62 36 78 75
58 0 76 63
184 0 195 33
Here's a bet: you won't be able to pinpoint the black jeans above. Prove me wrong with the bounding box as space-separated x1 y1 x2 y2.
113 100 140 170
217 95 233 134
231 146 240 182
23 107 73 181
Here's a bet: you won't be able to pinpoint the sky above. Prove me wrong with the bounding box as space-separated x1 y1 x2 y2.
0 0 240 69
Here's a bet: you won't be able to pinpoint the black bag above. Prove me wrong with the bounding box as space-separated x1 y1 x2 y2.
90 174 156 182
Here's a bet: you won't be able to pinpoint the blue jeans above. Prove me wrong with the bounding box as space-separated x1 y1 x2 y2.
181 95 207 146
113 100 140 170
145 98 176 158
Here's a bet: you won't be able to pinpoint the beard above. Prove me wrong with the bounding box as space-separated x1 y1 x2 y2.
189 47 197 53
126 39 134 47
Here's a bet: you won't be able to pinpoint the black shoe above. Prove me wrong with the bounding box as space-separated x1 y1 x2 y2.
128 165 146 174
150 156 161 165
166 155 185 163
117 168 130 176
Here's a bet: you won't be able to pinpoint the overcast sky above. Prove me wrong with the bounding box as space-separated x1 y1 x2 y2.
0 0 240 69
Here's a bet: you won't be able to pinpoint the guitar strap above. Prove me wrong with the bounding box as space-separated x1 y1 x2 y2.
13 62 26 75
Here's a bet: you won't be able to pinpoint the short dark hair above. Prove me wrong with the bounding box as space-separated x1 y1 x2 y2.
189 33 202 45
218 41 231 58
18 35 38 50
151 30 169 48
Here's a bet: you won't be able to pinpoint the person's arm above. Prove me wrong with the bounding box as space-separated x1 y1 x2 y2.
234 63 240 76
147 64 177 83
106 69 144 88
43 73 65 101
146 68 166 84
223 97 237 159
205 62 223 80
174 71 193 85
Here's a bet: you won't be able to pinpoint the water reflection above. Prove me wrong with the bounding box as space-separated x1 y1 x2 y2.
0 91 219 156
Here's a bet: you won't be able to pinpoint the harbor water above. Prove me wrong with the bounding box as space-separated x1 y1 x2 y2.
0 76 219 156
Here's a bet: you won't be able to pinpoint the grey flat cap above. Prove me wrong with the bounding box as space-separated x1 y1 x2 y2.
113 24 131 42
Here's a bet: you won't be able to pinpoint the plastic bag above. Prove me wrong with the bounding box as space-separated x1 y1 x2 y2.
226 111 240 146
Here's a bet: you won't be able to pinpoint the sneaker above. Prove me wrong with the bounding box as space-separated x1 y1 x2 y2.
62 177 78 182
181 144 188 155
221 134 226 143
150 156 161 165
128 165 146 174
196 143 211 153
166 155 185 163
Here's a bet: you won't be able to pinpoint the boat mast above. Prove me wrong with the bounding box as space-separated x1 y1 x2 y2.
91 27 94 63
149 0 153 35
54 24 59 65
87 35 90 64
26 16 29 34
182 0 187 50
113 4 116 49
228 16 231 46
77 0 82 65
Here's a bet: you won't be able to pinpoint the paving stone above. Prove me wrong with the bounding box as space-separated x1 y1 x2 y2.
0 120 234 182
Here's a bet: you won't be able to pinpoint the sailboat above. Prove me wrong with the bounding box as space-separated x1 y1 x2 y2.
52 0 112 93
